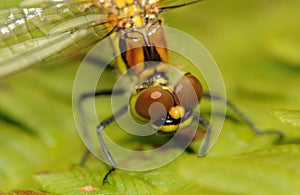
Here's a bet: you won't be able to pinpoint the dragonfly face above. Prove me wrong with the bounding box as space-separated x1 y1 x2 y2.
129 72 203 133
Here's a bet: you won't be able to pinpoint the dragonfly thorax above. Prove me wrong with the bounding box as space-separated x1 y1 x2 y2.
98 0 160 29
117 21 168 75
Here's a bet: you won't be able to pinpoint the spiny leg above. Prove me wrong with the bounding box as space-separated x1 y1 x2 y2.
192 113 211 157
202 92 283 139
77 89 125 166
79 149 91 166
96 105 129 184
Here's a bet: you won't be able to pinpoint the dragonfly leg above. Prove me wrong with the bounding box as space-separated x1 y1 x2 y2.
192 113 211 157
79 148 91 166
77 89 127 184
202 92 283 139
96 105 128 184
78 89 125 165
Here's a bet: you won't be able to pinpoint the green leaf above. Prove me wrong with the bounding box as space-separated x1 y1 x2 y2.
178 145 300 194
0 60 84 189
34 161 183 195
32 159 195 195
33 145 300 194
0 189 47 195
1 0 300 194
272 110 300 128
266 38 300 68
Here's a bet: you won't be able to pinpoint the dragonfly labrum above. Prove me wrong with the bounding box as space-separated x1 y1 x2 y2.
1 0 283 184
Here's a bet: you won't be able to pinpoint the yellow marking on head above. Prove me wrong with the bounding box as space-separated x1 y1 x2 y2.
159 124 179 133
169 106 185 120
152 112 194 133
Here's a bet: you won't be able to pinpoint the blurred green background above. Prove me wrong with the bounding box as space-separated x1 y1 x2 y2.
0 0 300 194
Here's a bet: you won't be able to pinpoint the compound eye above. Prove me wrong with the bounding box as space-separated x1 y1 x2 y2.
135 87 174 121
174 73 203 108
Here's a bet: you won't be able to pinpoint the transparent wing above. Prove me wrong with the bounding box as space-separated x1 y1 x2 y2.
0 0 116 78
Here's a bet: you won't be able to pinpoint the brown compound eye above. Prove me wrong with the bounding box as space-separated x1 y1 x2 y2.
174 73 203 108
135 87 174 121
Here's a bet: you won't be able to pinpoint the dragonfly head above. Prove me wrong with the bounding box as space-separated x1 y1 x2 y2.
129 73 202 133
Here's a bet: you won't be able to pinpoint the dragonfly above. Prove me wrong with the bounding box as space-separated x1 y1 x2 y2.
0 0 282 184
